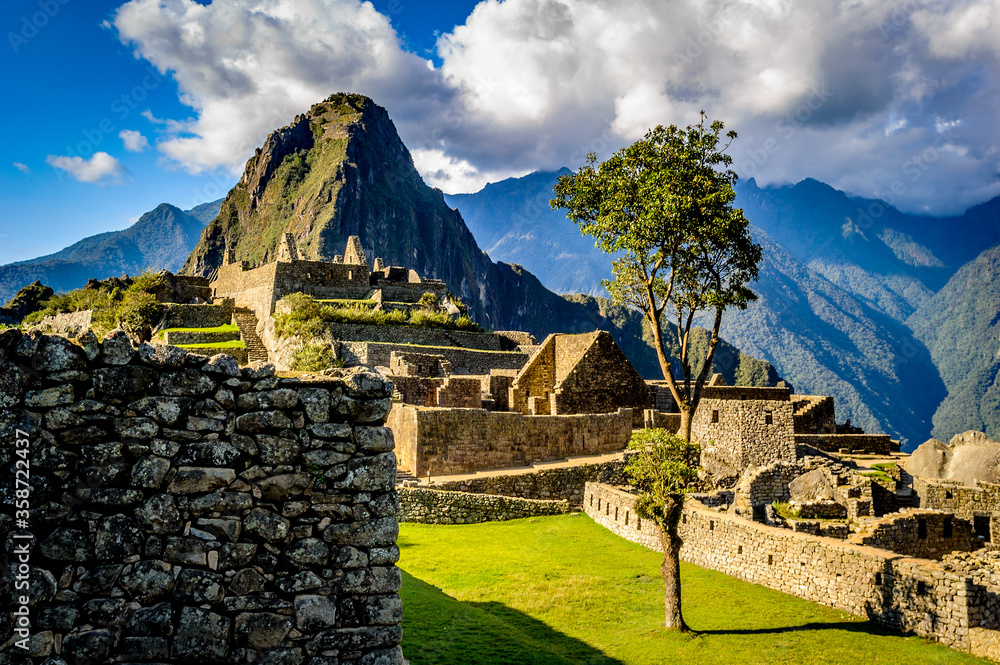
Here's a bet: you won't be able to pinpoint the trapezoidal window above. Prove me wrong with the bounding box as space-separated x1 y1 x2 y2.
975 515 992 542
765 411 773 425
711 410 719 424
917 518 927 539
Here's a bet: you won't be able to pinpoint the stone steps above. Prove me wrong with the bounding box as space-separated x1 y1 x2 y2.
233 308 269 363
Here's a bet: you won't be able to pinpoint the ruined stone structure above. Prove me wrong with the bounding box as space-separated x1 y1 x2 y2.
211 234 447 322
584 482 1000 661
914 477 1000 542
847 510 979 559
508 331 649 424
0 329 402 664
388 405 634 478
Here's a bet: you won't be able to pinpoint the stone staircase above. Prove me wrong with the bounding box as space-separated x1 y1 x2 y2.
396 469 419 485
233 308 269 363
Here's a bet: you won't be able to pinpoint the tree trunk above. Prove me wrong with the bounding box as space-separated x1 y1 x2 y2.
679 407 692 442
658 498 688 632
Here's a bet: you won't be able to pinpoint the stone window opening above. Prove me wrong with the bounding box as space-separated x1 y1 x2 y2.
943 517 953 539
767 554 773 565
636 518 642 530
875 573 882 585
590 495 594 507
682 514 687 524
765 411 773 425
917 581 928 596
614 506 619 520
709 520 714 531
625 511 629 526
737 545 743 555
918 518 927 540
711 410 719 424
945 490 953 499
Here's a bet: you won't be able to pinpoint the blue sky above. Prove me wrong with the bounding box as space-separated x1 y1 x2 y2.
2 0 999 267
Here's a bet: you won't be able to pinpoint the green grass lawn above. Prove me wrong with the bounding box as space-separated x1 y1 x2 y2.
398 514 987 665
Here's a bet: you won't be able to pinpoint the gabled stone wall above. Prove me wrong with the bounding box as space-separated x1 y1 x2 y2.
693 394 796 476
0 330 402 665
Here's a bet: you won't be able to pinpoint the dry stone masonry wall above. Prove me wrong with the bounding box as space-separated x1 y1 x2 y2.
398 488 569 524
584 482 1000 660
0 329 403 665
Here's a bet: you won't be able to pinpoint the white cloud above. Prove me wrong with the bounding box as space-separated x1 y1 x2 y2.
13 162 30 173
120 129 151 152
110 0 1000 213
46 152 128 184
113 0 453 175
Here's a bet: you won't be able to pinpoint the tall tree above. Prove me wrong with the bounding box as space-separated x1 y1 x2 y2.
625 428 701 631
552 113 762 440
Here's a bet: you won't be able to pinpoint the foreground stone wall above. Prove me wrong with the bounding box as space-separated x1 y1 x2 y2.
0 329 402 664
387 404 633 477
584 482 1000 659
398 487 569 524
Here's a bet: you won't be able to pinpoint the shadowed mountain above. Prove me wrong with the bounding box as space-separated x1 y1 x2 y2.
0 199 222 302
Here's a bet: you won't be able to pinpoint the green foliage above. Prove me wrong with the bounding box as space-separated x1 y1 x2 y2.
292 341 343 372
418 291 442 312
771 501 801 520
282 150 311 189
625 429 701 528
23 287 120 336
552 113 763 423
275 293 484 339
126 270 168 295
117 290 164 335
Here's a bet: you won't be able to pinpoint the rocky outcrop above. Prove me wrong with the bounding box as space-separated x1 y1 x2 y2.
905 430 1000 485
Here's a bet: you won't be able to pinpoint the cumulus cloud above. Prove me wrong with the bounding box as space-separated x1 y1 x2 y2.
111 0 1000 213
112 0 453 175
46 152 128 184
119 129 151 152
13 162 30 173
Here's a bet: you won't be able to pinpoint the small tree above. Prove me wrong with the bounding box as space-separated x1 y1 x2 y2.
552 113 762 440
117 291 164 342
625 428 701 631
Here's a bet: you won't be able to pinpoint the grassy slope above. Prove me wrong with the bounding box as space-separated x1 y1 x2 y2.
399 515 985 665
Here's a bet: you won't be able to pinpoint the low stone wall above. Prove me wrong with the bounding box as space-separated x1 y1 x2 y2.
161 300 235 329
180 344 250 365
341 341 527 376
425 457 628 507
31 310 93 335
847 510 980 559
398 487 570 524
642 410 681 432
0 329 403 664
163 328 240 345
584 482 1000 658
387 404 633 477
795 433 894 454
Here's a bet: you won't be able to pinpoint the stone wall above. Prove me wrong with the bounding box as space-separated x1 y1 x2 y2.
341 341 527 376
211 262 280 321
0 329 403 665
161 300 235 330
792 395 836 434
398 488 569 524
847 510 980 559
325 323 505 351
387 404 633 477
693 394 796 477
794 433 895 454
584 482 1000 659
642 410 681 433
914 477 1000 542
31 310 93 336
425 457 628 507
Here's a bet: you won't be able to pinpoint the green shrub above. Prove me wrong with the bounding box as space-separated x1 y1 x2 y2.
418 292 442 312
275 293 325 338
127 270 167 296
771 501 801 520
117 291 165 336
292 341 343 372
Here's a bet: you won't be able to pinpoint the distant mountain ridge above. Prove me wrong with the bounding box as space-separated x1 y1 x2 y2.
448 171 1000 447
0 199 222 303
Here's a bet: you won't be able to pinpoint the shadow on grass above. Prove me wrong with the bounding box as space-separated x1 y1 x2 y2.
696 620 904 637
401 571 623 665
